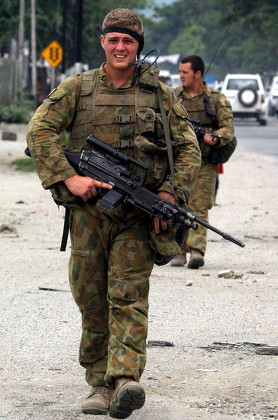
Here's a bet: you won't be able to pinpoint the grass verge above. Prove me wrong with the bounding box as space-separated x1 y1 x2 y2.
11 158 35 172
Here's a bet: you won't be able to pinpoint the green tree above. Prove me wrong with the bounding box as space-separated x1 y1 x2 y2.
168 25 206 58
143 0 230 77
0 0 150 68
222 0 278 75
143 0 278 79
0 0 20 55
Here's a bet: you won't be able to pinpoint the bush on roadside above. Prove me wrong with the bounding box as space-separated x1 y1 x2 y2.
0 94 34 124
11 158 35 172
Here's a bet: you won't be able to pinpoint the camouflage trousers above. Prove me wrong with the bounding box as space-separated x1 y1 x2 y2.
68 206 154 387
181 159 218 255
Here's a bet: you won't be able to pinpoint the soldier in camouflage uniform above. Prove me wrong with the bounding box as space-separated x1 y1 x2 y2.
171 55 234 269
26 9 201 418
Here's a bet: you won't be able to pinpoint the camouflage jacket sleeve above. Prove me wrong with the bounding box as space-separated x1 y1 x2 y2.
26 75 82 189
209 88 235 147
158 82 201 202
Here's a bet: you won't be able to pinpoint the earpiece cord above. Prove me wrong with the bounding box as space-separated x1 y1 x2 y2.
133 49 160 78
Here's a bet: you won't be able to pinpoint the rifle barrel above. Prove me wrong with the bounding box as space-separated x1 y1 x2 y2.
194 215 245 248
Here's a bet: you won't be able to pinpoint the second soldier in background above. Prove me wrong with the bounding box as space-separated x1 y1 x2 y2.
172 55 235 269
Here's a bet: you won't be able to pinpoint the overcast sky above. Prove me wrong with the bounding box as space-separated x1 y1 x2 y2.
143 0 174 17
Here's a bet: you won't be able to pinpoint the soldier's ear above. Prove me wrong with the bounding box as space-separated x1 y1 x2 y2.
100 35 105 49
196 69 202 79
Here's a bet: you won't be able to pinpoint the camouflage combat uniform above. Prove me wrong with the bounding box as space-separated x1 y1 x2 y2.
26 65 201 388
174 83 234 255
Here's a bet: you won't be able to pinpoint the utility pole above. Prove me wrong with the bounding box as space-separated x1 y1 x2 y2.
61 0 67 74
73 0 83 70
31 0 37 105
18 0 25 91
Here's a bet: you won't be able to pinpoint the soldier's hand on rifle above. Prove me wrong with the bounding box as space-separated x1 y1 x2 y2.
203 133 218 146
153 191 175 233
64 175 112 202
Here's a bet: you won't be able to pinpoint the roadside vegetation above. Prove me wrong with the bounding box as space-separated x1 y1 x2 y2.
11 157 35 172
0 93 34 124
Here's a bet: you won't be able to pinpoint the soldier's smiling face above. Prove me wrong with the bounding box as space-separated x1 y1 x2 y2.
100 32 139 71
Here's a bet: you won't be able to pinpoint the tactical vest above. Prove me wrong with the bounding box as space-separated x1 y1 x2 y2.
175 87 220 157
56 66 185 261
67 65 170 190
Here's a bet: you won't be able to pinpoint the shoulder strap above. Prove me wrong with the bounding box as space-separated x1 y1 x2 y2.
137 64 160 92
157 86 178 203
81 69 99 95
203 94 216 117
203 93 219 129
82 69 99 133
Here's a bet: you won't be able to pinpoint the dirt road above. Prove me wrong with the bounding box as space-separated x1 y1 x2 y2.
0 129 278 419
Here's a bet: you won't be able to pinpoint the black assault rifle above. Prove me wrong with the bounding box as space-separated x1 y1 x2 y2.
63 134 244 248
188 118 232 142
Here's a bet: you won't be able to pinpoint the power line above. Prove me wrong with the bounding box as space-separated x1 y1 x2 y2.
205 0 242 77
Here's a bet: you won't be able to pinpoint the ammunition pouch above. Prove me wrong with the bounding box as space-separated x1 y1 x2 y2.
134 135 169 190
150 225 187 266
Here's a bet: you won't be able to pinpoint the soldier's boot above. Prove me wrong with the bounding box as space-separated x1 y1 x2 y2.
82 386 113 415
170 253 187 267
109 377 145 419
188 249 205 269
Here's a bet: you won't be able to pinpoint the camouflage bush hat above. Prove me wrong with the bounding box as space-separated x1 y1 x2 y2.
102 8 144 57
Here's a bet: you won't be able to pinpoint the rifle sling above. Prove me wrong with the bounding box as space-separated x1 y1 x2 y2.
157 86 178 203
60 206 70 252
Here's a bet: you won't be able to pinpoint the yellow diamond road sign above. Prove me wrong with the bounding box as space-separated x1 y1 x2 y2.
41 41 63 68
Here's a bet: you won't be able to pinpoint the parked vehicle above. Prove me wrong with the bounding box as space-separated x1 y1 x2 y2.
221 74 268 125
158 71 181 89
158 70 171 86
170 74 181 89
268 76 278 117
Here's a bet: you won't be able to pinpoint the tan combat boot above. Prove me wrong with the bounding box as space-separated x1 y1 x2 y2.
109 377 145 419
188 249 204 269
81 386 112 415
170 253 187 267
